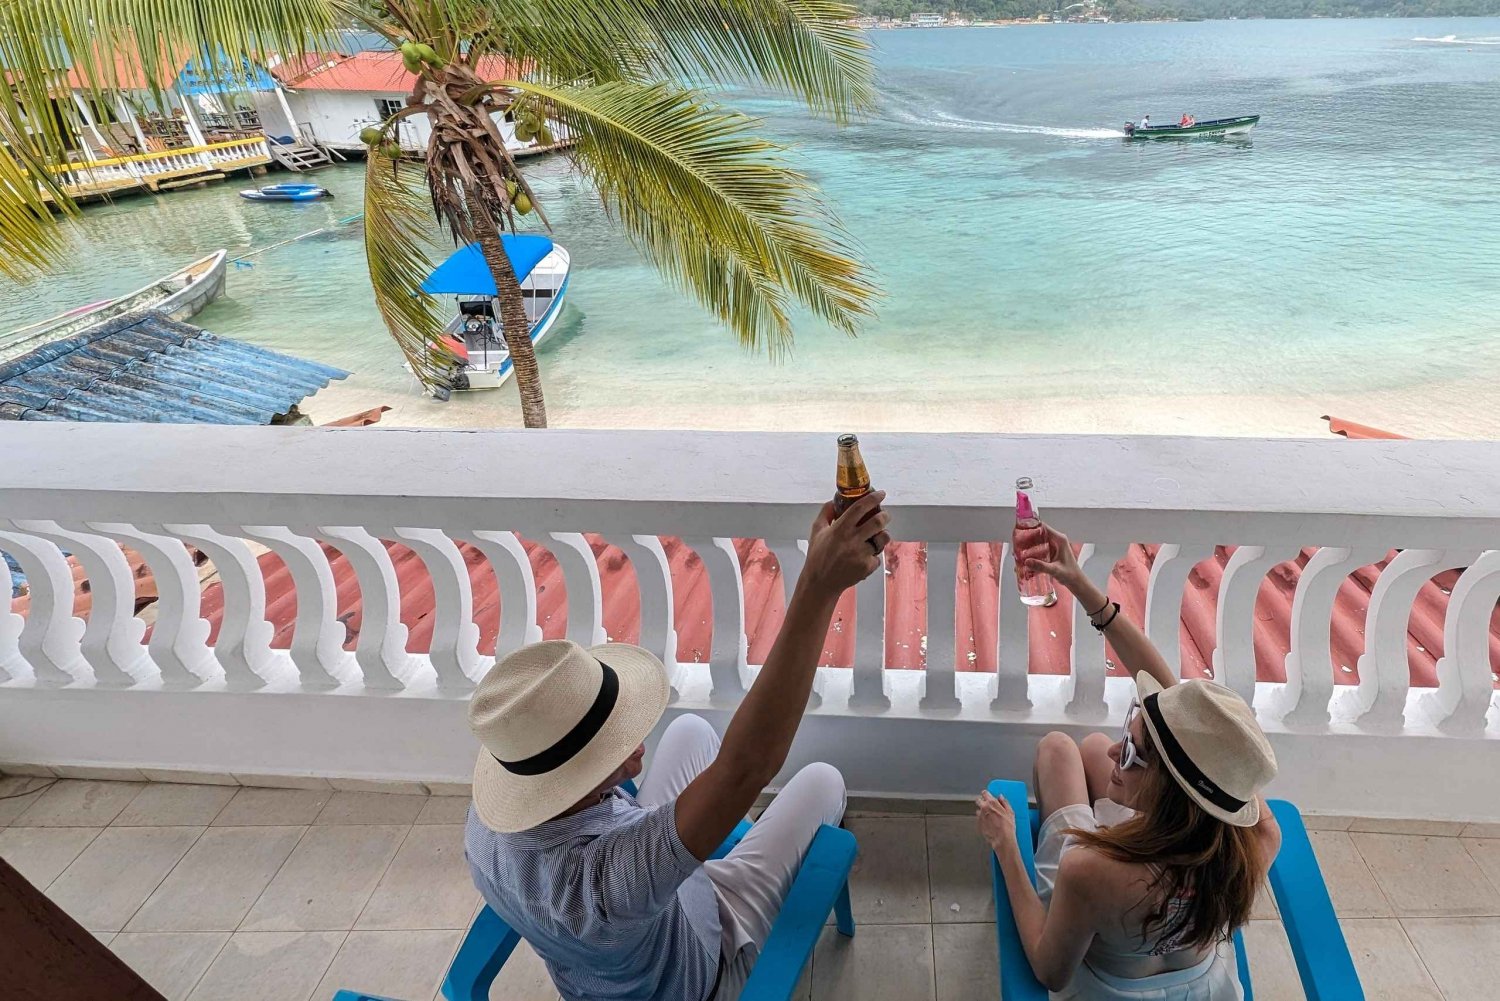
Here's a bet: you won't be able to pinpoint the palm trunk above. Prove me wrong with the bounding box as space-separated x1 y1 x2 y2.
475 222 547 428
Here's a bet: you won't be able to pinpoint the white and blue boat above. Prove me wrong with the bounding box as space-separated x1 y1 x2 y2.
418 234 571 395
239 183 333 202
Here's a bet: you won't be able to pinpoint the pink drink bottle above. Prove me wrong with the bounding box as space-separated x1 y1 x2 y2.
1013 477 1057 607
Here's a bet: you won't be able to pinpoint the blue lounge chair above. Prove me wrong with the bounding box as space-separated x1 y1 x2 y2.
332 780 856 1001
986 779 1363 1000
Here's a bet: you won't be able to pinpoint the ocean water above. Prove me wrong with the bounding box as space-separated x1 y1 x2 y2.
3 17 1498 431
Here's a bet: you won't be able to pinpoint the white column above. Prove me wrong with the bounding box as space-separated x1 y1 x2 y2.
274 85 299 141
1144 544 1214 681
1427 551 1500 734
175 89 216 167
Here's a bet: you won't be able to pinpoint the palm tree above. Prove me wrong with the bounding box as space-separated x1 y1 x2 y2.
0 0 879 428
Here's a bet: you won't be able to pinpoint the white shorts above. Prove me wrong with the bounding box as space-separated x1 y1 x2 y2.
1033 800 1244 1001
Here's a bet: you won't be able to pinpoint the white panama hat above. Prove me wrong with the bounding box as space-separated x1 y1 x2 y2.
1134 672 1277 827
468 639 669 833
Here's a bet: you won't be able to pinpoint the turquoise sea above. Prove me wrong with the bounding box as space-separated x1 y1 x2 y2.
3 18 1499 433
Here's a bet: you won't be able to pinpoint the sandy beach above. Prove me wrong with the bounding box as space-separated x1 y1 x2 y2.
303 370 1492 441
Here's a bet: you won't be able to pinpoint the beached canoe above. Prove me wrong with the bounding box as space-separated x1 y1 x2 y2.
1 249 227 357
1125 115 1260 139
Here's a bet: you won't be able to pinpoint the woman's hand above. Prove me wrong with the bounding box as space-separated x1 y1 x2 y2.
976 790 1020 857
800 491 891 598
1022 523 1090 599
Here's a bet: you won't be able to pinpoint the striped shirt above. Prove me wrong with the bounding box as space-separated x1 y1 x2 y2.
464 788 721 1001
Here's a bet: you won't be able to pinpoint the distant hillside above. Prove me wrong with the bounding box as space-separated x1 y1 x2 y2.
855 0 1500 19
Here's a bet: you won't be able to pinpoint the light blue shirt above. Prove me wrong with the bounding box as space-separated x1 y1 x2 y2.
465 788 721 1001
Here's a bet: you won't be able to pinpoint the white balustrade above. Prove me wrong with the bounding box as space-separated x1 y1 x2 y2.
0 425 1496 818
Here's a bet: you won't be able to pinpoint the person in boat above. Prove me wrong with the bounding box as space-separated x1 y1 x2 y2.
1179 113 1195 128
980 520 1280 1000
464 492 891 1001
1139 114 1151 130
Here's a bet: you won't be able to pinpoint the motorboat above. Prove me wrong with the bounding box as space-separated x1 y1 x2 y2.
415 235 571 396
1124 115 1260 139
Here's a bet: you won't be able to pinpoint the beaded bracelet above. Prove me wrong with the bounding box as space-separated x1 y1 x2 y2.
1090 601 1121 633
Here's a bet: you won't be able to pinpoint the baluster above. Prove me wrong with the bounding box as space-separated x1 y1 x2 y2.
612 535 680 698
993 543 1031 710
921 543 962 711
766 540 822 709
1278 546 1386 725
14 521 144 686
683 536 747 702
319 528 408 690
845 541 890 710
0 546 20 681
547 533 608 648
170 525 276 690
1067 543 1128 719
1213 546 1298 703
90 524 219 687
390 528 482 689
462 531 543 656
239 526 344 688
0 528 84 685
1426 551 1500 734
1144 544 1214 681
1356 549 1474 728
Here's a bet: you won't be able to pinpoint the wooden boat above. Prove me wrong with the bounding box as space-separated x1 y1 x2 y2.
416 235 571 397
1 249 227 357
239 183 332 202
1124 115 1259 140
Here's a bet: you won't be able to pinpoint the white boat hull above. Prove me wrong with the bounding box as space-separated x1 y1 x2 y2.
435 247 571 393
1 249 228 360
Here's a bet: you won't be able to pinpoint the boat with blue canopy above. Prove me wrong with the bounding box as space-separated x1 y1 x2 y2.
418 234 571 396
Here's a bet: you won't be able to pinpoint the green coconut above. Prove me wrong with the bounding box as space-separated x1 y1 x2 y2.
514 192 533 215
359 126 383 146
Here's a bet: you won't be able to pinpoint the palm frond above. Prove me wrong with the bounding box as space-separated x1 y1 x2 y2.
364 152 452 389
475 0 873 118
509 78 878 356
0 0 340 279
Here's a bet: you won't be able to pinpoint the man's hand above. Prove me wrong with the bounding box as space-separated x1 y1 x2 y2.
801 491 890 597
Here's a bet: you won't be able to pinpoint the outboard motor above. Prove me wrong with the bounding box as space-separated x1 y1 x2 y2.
1124 122 1135 137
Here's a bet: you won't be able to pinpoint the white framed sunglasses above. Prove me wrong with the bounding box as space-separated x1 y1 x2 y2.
1118 702 1146 770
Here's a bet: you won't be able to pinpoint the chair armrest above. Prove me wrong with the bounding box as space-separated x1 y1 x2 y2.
1266 800 1364 1001
332 993 402 1001
988 780 1048 1001
740 824 858 1001
440 904 523 1001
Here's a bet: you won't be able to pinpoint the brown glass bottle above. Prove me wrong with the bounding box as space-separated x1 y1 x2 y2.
833 434 872 516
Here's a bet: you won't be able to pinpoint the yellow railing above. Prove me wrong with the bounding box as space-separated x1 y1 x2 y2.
53 136 268 174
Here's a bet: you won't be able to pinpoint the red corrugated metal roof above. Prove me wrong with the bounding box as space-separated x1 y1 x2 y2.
279 51 520 92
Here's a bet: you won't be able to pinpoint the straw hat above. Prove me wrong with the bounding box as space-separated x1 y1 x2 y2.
469 640 669 833
1134 673 1277 827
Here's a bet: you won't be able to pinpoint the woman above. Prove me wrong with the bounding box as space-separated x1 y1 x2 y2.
979 523 1281 1000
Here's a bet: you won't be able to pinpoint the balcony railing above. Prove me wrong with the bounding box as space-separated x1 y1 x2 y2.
51 137 271 193
1 424 1497 819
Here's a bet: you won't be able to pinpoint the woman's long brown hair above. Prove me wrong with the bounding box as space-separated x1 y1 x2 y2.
1066 731 1267 953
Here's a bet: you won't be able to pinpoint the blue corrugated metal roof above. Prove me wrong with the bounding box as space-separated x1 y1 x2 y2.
0 310 348 425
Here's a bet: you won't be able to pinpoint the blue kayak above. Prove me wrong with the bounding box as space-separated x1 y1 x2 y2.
240 184 333 202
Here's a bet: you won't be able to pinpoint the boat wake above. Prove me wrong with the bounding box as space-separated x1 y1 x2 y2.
1412 34 1500 45
888 104 1125 139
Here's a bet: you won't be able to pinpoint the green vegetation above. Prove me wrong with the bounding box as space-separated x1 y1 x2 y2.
856 0 1500 19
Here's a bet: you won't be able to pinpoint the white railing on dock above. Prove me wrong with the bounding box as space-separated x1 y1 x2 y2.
53 137 271 193
0 425 1497 819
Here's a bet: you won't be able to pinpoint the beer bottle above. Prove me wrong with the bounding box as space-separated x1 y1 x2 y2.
1014 476 1058 607
833 434 872 517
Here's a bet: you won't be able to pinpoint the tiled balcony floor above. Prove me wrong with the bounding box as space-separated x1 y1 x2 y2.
4 774 1500 1000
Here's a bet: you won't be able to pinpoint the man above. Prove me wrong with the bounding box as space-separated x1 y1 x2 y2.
465 491 891 1000
1140 114 1151 130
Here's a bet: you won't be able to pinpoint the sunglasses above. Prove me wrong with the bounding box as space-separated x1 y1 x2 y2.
1118 702 1146 771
